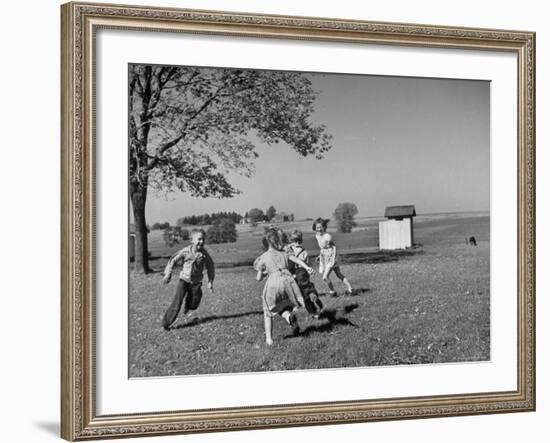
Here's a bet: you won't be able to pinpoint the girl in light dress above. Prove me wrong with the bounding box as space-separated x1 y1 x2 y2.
254 228 314 345
313 218 354 297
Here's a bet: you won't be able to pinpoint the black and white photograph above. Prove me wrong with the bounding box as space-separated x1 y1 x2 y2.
2 0 546 441
128 64 490 378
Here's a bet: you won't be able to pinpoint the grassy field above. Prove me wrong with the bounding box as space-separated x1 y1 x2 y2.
143 216 383 267
129 212 490 377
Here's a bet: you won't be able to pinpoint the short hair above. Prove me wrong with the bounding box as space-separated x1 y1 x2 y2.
191 228 206 238
290 229 303 244
312 217 330 232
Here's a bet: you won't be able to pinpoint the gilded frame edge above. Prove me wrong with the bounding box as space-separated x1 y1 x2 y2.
60 1 536 441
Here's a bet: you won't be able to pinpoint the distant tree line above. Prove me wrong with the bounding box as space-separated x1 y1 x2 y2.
160 218 238 246
245 205 294 226
206 219 238 244
162 226 190 247
176 211 243 226
151 222 170 230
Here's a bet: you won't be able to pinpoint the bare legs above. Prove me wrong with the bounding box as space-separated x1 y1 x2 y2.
264 314 273 345
323 275 337 296
264 310 300 346
324 266 353 295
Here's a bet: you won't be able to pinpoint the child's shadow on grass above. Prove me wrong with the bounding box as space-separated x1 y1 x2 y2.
319 288 369 297
173 310 263 329
285 303 360 339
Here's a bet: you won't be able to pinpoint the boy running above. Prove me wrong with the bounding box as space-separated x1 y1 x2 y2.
161 229 215 330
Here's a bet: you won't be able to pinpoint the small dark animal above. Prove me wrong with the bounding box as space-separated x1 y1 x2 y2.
467 236 477 246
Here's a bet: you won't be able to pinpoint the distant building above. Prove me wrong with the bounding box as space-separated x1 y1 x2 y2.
379 205 416 250
272 211 294 223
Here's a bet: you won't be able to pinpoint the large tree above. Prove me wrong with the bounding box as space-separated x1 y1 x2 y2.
206 218 238 244
266 205 277 221
333 202 359 233
129 65 332 273
248 208 265 224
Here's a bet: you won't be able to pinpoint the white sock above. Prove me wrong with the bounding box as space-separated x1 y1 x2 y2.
282 311 291 324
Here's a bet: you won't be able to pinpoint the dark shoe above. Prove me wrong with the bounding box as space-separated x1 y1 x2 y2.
315 308 326 320
289 313 300 336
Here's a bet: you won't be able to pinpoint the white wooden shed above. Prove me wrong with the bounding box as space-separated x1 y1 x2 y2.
379 205 416 250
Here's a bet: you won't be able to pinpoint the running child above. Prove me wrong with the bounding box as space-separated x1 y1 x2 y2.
313 217 354 297
161 228 215 330
254 228 313 345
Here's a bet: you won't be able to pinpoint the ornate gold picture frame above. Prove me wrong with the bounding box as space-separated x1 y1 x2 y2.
61 1 535 440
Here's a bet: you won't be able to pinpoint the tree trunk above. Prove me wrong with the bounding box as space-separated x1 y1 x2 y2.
131 184 152 274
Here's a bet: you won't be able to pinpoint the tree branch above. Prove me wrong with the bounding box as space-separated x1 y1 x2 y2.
145 68 198 120
147 85 225 170
147 67 174 118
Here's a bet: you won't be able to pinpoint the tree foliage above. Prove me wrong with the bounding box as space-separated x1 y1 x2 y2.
129 64 332 272
248 208 265 223
152 222 170 230
177 211 242 226
333 202 359 233
130 65 331 197
206 219 238 244
162 226 190 246
266 205 277 221
173 226 190 241
162 228 178 247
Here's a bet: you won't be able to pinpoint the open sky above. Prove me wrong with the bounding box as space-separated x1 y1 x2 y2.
144 71 489 224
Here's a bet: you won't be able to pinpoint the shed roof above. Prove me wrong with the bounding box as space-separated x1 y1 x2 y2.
384 205 416 218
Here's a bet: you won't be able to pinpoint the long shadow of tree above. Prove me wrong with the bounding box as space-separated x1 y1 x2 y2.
172 310 263 330
285 303 361 339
